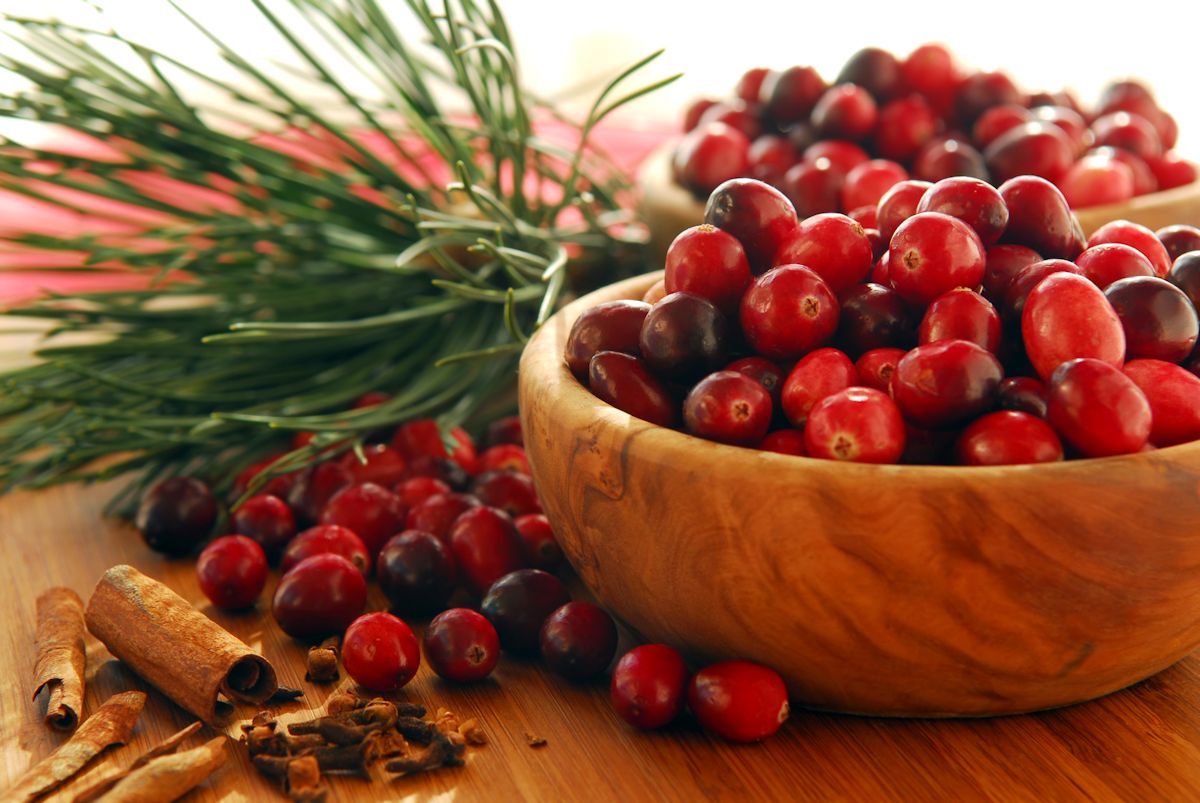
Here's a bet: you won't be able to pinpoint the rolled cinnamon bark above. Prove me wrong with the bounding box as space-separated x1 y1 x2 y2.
32 586 87 730
92 737 227 803
84 565 277 722
72 722 203 803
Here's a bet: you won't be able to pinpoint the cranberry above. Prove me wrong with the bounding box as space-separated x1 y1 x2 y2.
281 524 370 576
1168 251 1200 308
472 470 540 518
423 608 500 683
483 415 522 449
1158 113 1180 151
811 84 878 142
674 122 751 197
983 244 1042 300
774 213 873 295
1046 359 1151 457
272 553 366 639
871 252 891 285
913 138 988 183
1091 112 1163 161
563 300 651 378
639 293 729 380
759 429 808 455
761 65 826 126
855 348 906 392
231 494 295 558
971 104 1031 149
1088 147 1158 195
848 204 877 229
196 535 268 610
477 445 530 476
875 179 933 242
874 96 938 162
954 71 1021 126
610 644 689 730
901 43 957 99
588 352 678 428
836 47 902 101
232 454 297 500
682 98 718 133
919 288 1001 353
804 140 870 176
734 67 772 103
865 227 886 262
1060 156 1134 209
997 176 1085 260
841 159 908 211
1157 225 1200 264
747 135 797 184
888 212 986 307
447 506 529 595
405 492 480 541
1087 220 1172 278
137 476 218 556
704 178 800 276
997 376 1048 418
892 340 1003 428
984 122 1074 185
740 265 839 361
688 661 789 743
684 371 773 446
480 569 569 654
1075 243 1155 290
1147 152 1197 191
724 356 784 406
782 158 844 218
1003 259 1081 322
319 482 405 559
1105 276 1199 362
698 100 762 142
401 456 470 490
286 461 352 525
392 420 476 472
540 601 619 681
1023 272 1125 380
954 411 1063 466
1123 359 1200 447
375 530 456 613
1098 80 1157 119
805 387 906 463
916 177 1008 248
342 612 420 692
780 348 858 427
338 444 407 487
836 283 914 356
514 514 563 571
1032 106 1091 156
664 225 752 314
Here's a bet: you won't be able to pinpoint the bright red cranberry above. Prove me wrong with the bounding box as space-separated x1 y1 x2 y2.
1158 225 1200 264
865 227 886 262
448 506 528 595
674 122 751 197
901 43 957 98
847 204 877 229
698 100 762 142
893 340 1003 428
405 492 480 541
1105 276 1199 362
1087 220 1172 278
759 429 808 455
281 524 370 576
997 176 1086 260
682 98 718 133
876 179 933 242
287 461 353 526
540 601 619 681
1088 146 1158 195
1158 112 1180 151
1123 359 1200 447
392 419 476 473
841 159 908 211
342 612 420 692
1091 112 1163 161
955 411 1063 466
1003 259 1081 322
704 178 800 276
137 476 218 556
688 661 789 743
1098 80 1158 119
740 265 839 360
480 569 569 654
477 445 530 476
855 348 906 392
272 553 366 640
954 71 1021 126
231 494 295 558
610 645 689 730
1046 359 1151 457
971 104 1031 149
747 134 797 184
639 293 728 380
423 608 500 683
919 288 1001 353
734 67 773 103
376 529 457 614
761 65 826 125
781 158 844 218
1147 152 1198 191
1061 157 1134 209
984 122 1074 185
837 47 902 100
1168 251 1200 308
1076 243 1155 290
563 300 651 378
319 482 406 559
588 351 678 428
514 514 562 571
780 348 858 427
804 387 906 463
997 376 1048 418
1022 273 1125 380
874 96 938 162
337 444 407 488
888 212 986 306
401 455 469 490
724 356 784 405
664 225 752 314
196 535 268 610
1032 105 1091 156
774 213 874 295
913 137 988 183
292 431 317 450
984 244 1043 301
683 371 773 446
471 470 540 518
232 453 297 500
871 252 891 285
811 84 878 142
916 177 1009 248
804 140 870 175
836 283 914 356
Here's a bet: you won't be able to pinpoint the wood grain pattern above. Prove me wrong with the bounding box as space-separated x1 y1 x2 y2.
520 272 1200 716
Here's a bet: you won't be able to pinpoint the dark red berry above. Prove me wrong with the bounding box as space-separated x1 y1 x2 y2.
1087 219 1172 278
704 178 800 276
734 67 772 103
515 514 563 571
1091 112 1163 161
1003 259 1081 322
759 429 808 455
1147 152 1197 191
836 283 913 356
231 494 295 558
874 96 938 162
919 288 1001 353
483 415 523 448
1088 146 1158 195
423 608 500 683
1168 251 1200 309
892 340 1003 428
610 644 689 730
540 601 619 681
196 535 268 610
480 569 569 654
664 224 752 314
588 351 678 428
688 661 789 743
639 293 729 380
674 122 751 197
724 356 784 405
740 265 839 360
748 134 798 185
401 456 470 491
984 122 1075 185
781 158 844 219
1022 273 1126 380
1105 276 1198 362
563 300 651 378
405 492 480 541
997 376 1048 418
683 98 718 133
773 213 874 295
137 476 219 556
955 411 1063 466
281 524 370 576
997 176 1085 260
376 530 457 614
684 371 773 446
287 461 353 526
875 179 932 242
1075 243 1155 290
841 159 908 211
804 140 870 175
1046 359 1151 457
338 444 407 487
855 347 906 392
342 612 420 692
901 44 957 99
447 506 529 595
972 104 1031 149
272 553 367 640
812 84 878 142
698 100 762 142
955 71 1021 126
1060 156 1135 209
804 387 906 463
320 482 406 560
476 444 530 476
1157 225 1200 264
913 137 988 183
761 66 826 126
983 244 1042 300
837 47 902 101
392 420 477 473
916 177 1008 248
472 470 541 518
232 453 297 500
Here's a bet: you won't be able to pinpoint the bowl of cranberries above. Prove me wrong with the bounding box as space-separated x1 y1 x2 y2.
641 44 1200 264
519 173 1200 717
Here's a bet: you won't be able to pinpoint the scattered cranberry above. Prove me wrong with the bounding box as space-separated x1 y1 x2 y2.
1075 243 1155 290
759 429 808 455
1089 146 1157 195
376 530 457 613
338 444 407 487
515 514 563 571
774 213 874 295
954 411 1063 465
588 351 678 428
688 661 789 743
703 178 799 275
855 348 906 392
837 47 902 101
1003 259 1081 321
1046 358 1151 457
447 506 529 595
901 43 956 99
272 553 366 639
477 444 530 476
874 96 938 162
972 104 1031 149
540 601 619 681
137 476 218 556
287 461 353 525
232 454 297 500
1105 276 1198 362
955 71 1021 126
684 371 773 446
1147 152 1197 191
196 535 268 610
698 100 762 141
563 300 651 378
480 569 569 654
610 644 689 730
392 419 477 474
405 491 480 541
231 494 295 558
342 612 420 692
1123 359 1200 447
888 212 986 306
639 293 729 380
320 482 406 559
1091 112 1163 161
1022 272 1126 380
892 340 1003 428
761 65 826 125
740 265 839 360
804 140 870 175
281 524 370 576
424 608 500 683
780 348 859 427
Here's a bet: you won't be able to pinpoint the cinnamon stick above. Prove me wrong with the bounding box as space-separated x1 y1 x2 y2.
2 690 146 802
71 722 204 803
91 737 227 803
32 587 87 731
84 565 277 722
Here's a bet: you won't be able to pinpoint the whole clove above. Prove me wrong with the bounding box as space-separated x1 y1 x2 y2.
394 716 435 745
267 686 305 705
285 755 326 803
323 691 359 715
305 638 339 684
525 732 548 748
288 717 384 746
385 730 465 775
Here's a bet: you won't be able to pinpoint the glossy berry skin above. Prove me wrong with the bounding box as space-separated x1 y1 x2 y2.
836 283 913 356
1168 252 1200 309
376 530 457 614
954 411 1063 466
997 376 1048 418
1022 273 1126 380
919 288 1001 353
480 569 569 654
664 225 752 314
1148 153 1198 191
564 300 651 378
682 98 718 133
540 601 619 681
1123 359 1200 447
1157 225 1200 263
916 177 1009 248
1004 259 1082 322
688 661 789 744
477 445 530 476
1046 359 1151 457
1075 243 1155 290
447 506 529 596
514 514 563 571
773 213 874 295
955 71 1021 126
286 461 353 526
588 351 678 428
902 43 956 98
684 371 773 446
735 67 772 103
639 293 729 381
811 84 878 142
761 65 826 125
913 138 988 183
392 420 476 473
874 96 938 162
231 494 295 558
804 140 870 175
1104 277 1199 362
983 245 1042 300
984 122 1075 185
1060 157 1134 209
724 356 784 406
837 47 902 101
997 176 1085 260
281 524 370 576
1033 105 1090 156
841 159 909 211
483 415 523 449
1089 146 1157 195
875 180 933 242
610 644 689 730
338 444 408 488
698 101 762 142
888 212 986 307
1091 112 1163 161
855 348 906 392
971 104 1031 149
472 470 541 518
804 387 906 464
1087 220 1172 278
342 612 420 693
423 608 500 683
405 492 480 541
401 456 470 491
196 535 268 610
759 429 808 455
740 265 839 361
137 477 219 556
674 122 751 197
781 348 859 427
893 340 1003 428
782 158 844 219
704 178 799 276
272 553 367 640
320 482 406 560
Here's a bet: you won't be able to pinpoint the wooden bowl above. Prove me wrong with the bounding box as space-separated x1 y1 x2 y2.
519 271 1200 717
638 140 1200 264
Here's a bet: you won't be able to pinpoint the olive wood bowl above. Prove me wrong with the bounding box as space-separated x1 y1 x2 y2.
637 140 1200 264
519 270 1200 717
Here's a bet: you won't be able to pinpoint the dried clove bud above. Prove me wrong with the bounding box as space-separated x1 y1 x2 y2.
385 730 463 775
306 638 339 684
433 707 459 734
324 691 360 715
525 732 547 748
267 686 304 705
458 719 487 746
286 755 327 803
366 730 409 760
395 702 427 718
394 716 435 745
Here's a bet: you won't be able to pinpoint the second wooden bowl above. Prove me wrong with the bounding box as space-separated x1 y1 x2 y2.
519 271 1200 717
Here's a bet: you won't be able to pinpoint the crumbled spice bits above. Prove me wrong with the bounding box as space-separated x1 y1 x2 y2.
32 586 87 731
73 721 204 803
525 732 548 749
305 637 340 684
